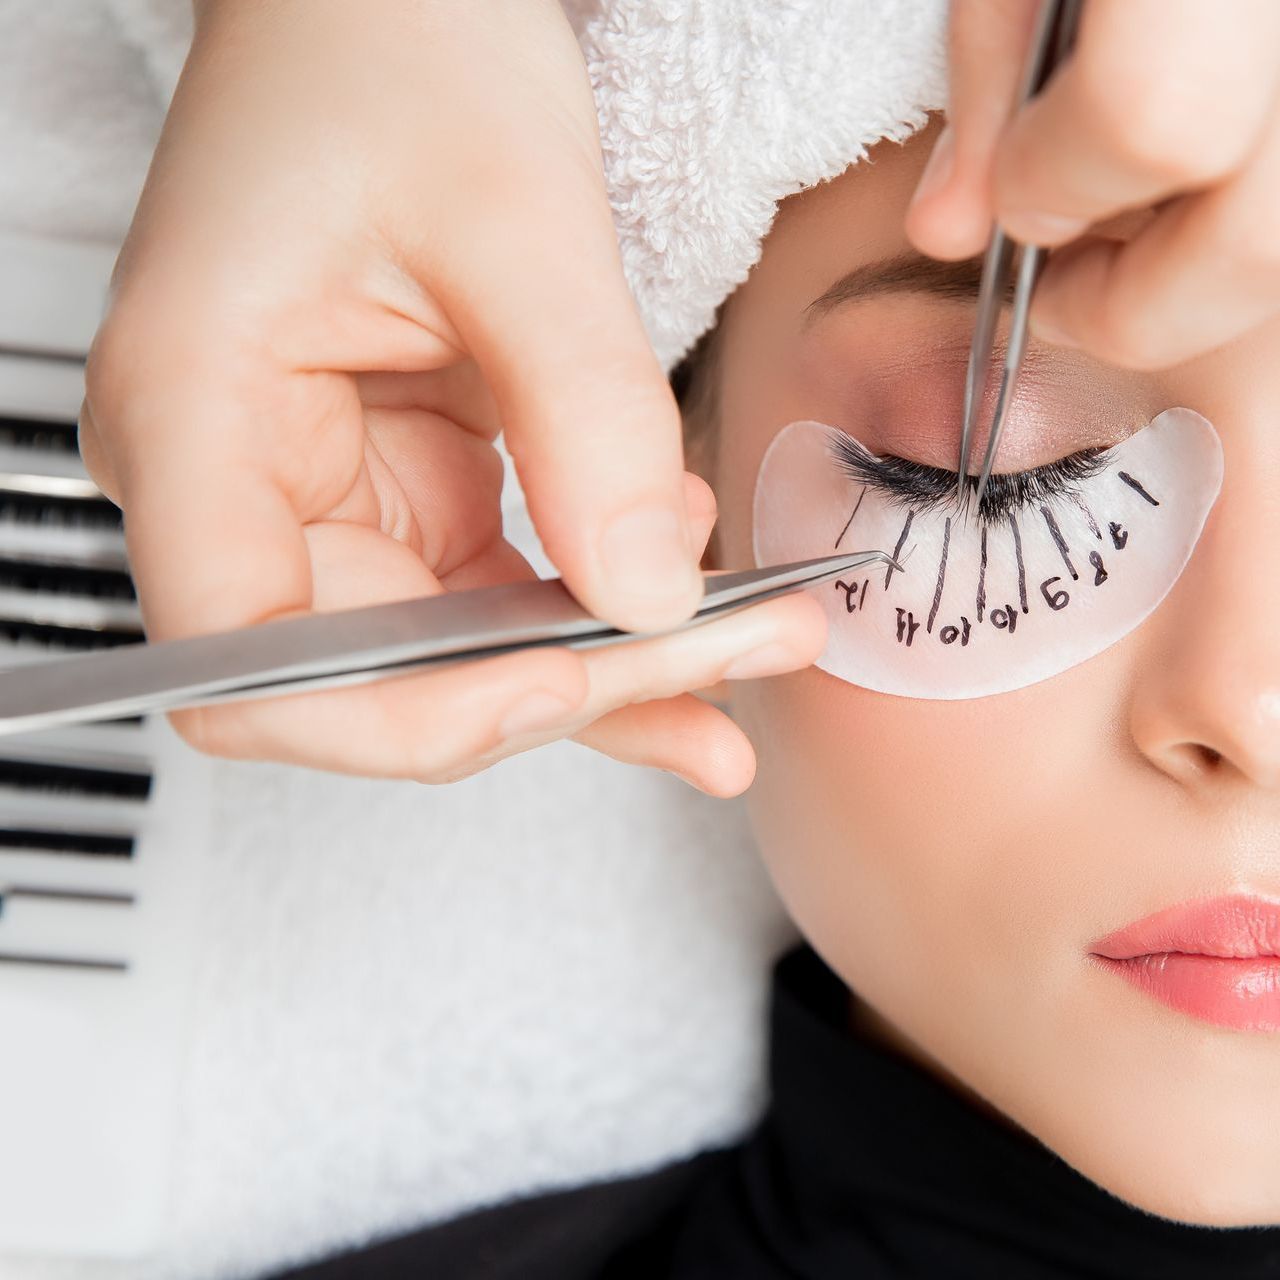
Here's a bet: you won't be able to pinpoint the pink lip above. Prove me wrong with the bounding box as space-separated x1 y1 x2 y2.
1089 895 1280 1032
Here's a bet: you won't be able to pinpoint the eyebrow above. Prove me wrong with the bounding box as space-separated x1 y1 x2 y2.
803 252 1014 325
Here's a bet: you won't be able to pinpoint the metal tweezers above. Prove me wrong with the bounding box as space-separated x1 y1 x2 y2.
0 550 897 737
958 0 1084 509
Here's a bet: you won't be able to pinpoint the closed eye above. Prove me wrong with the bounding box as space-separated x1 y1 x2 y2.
827 431 1110 525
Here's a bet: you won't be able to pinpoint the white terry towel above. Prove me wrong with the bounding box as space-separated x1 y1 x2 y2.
568 0 948 370
0 2 945 1277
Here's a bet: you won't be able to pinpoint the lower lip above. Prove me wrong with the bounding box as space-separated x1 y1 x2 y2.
1093 953 1280 1032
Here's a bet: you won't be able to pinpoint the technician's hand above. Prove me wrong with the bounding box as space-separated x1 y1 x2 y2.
906 0 1280 368
79 0 823 795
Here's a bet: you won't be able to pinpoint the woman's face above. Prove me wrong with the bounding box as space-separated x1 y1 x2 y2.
709 121 1280 1226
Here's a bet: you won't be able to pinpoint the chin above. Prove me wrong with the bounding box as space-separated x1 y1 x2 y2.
1047 1114 1280 1229
1101 1173 1280 1230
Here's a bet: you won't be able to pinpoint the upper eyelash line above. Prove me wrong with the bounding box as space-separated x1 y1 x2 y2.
826 431 1112 526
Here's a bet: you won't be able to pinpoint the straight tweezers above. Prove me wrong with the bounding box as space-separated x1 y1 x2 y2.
0 551 895 736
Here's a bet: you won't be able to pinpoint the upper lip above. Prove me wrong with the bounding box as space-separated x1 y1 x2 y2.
1090 894 1280 961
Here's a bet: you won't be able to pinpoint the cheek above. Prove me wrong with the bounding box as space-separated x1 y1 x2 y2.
733 670 999 997
752 408 1223 700
731 648 1135 1017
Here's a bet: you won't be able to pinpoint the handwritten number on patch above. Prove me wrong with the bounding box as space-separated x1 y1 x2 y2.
835 578 870 614
1040 577 1070 611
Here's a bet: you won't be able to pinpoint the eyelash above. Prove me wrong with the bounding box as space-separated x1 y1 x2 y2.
827 433 1110 525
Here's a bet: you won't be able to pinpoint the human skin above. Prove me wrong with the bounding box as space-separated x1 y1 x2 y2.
911 0 1280 369
80 0 1280 791
700 121 1280 1226
78 0 822 793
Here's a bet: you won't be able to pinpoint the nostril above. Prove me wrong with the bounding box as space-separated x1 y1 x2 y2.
1169 742 1224 779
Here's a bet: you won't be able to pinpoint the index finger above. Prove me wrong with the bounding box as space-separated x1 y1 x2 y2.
422 138 703 637
993 0 1280 246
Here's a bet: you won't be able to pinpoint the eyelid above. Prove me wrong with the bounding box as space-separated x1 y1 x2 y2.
875 446 1107 483
802 309 1158 470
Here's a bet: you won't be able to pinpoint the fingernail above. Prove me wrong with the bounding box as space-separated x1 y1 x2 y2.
722 641 803 682
598 502 699 610
910 124 954 208
1003 210 1089 245
498 688 578 739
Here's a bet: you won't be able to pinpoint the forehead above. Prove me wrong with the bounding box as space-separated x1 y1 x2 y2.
761 125 939 280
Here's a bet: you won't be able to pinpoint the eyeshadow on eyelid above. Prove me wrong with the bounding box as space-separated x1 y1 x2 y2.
795 307 1157 469
751 408 1223 700
857 407 1144 474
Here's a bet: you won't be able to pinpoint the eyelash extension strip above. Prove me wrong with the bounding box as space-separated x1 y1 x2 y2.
833 486 866 550
827 432 1109 526
926 516 951 635
975 526 988 622
1010 512 1029 615
1070 492 1103 540
1040 505 1078 580
884 511 914 591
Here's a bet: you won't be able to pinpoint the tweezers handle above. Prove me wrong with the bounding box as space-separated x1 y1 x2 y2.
0 577 613 736
1020 0 1082 101
0 552 891 736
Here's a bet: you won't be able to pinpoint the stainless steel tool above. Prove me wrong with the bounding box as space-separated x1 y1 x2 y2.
0 550 898 736
958 0 1085 510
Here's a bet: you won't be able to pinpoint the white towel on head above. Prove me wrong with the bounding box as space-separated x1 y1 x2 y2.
0 2 946 1276
569 0 949 370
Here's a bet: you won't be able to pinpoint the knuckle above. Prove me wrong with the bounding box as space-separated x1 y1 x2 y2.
1075 62 1216 184
410 735 490 783
391 707 462 781
82 313 143 417
76 409 119 502
581 642 659 714
659 631 742 702
627 638 692 704
1089 295 1167 370
1107 115 1192 184
382 667 510 779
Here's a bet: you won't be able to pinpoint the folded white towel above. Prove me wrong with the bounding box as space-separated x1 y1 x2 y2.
571 0 948 369
0 3 945 1276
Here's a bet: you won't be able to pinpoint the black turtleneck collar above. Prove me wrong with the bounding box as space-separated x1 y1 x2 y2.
669 943 1280 1279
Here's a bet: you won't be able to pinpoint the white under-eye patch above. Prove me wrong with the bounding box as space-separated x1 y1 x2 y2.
752 407 1223 699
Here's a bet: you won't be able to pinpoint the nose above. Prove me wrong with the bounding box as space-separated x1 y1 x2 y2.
1128 411 1280 794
